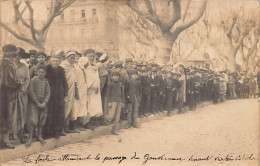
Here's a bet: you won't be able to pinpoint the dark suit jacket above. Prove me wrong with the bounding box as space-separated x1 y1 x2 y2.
125 78 141 103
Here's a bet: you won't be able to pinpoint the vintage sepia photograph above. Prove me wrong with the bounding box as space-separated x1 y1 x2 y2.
0 0 259 165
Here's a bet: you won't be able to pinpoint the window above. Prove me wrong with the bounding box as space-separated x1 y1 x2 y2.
81 10 85 18
70 10 75 22
92 9 96 15
81 28 85 36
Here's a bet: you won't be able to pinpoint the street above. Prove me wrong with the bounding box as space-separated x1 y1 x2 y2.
2 99 259 166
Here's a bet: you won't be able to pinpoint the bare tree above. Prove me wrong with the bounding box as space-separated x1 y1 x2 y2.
119 6 161 61
214 0 259 71
0 0 75 51
126 0 208 63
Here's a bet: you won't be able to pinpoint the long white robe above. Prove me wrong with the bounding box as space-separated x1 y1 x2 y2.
74 64 88 117
60 60 77 120
85 64 103 117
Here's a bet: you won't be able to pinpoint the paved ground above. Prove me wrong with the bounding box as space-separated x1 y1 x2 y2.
2 99 259 166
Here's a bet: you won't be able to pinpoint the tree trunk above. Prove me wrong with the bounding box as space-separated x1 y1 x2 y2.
156 32 178 64
228 51 238 72
36 32 46 52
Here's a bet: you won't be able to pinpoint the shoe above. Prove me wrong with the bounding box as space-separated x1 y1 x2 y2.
59 130 66 136
132 124 140 128
78 127 86 131
84 123 95 130
1 141 15 149
37 137 46 144
66 129 80 133
54 133 60 139
9 133 14 140
18 133 26 144
111 129 118 135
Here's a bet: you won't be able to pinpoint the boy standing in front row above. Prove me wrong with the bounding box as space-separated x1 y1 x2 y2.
26 66 50 146
106 70 125 135
125 70 141 128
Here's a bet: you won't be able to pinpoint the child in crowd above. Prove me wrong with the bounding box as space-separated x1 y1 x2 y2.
106 70 125 135
26 66 50 146
29 52 47 78
212 77 219 104
125 70 141 128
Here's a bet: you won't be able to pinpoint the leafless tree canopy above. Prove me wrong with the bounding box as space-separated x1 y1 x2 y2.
0 0 75 51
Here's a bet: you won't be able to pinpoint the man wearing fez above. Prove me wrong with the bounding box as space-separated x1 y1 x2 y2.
0 44 23 149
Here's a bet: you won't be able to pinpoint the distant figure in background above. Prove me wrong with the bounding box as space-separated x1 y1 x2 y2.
257 70 260 100
212 77 219 104
218 77 227 102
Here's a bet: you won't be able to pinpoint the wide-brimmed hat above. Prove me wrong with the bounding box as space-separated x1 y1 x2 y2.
65 50 76 58
17 47 30 59
99 54 109 63
96 52 103 59
28 49 37 56
36 52 47 58
83 49 95 56
2 44 17 57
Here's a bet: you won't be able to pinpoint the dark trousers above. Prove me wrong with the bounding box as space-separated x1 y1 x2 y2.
166 90 173 114
140 94 150 115
100 76 108 118
150 96 157 113
178 99 184 114
258 84 260 97
127 96 139 126
158 94 165 111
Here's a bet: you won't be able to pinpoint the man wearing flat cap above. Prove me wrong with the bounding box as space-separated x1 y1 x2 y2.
0 44 23 149
28 50 37 69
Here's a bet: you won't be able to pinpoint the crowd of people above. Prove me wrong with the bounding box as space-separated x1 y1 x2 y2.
0 44 259 149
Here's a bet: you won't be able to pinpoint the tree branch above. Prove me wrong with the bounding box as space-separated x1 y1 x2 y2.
0 21 37 47
127 0 167 32
25 1 38 44
247 38 259 58
13 0 39 32
41 0 75 33
172 0 207 35
182 0 191 22
57 0 75 16
167 0 181 30
226 17 237 38
233 31 248 57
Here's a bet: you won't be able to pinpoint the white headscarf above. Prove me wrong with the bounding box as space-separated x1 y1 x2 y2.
78 56 89 69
